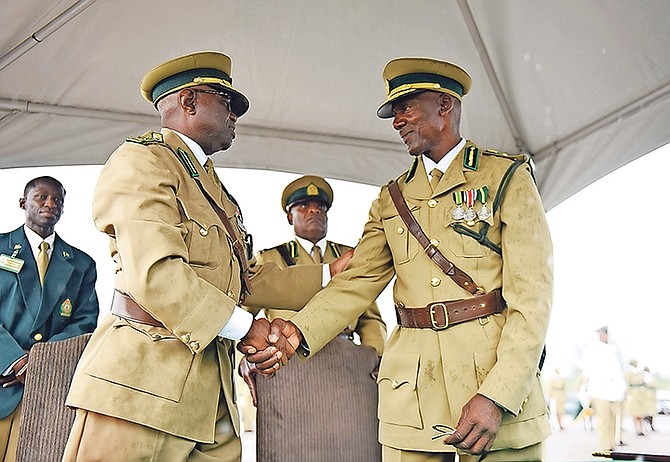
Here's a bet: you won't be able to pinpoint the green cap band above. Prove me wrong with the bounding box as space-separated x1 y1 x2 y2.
388 72 464 98
150 68 231 103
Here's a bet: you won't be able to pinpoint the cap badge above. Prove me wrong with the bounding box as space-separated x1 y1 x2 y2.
307 183 319 196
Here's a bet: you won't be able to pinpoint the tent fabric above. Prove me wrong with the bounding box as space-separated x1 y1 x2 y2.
1 0 669 210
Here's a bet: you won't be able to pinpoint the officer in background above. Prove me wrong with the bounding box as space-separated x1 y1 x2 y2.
241 57 553 461
0 176 99 462
241 175 386 461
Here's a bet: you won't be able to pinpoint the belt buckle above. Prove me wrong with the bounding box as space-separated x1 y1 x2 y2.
429 303 448 330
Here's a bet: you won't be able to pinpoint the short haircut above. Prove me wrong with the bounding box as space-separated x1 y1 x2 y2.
24 176 66 197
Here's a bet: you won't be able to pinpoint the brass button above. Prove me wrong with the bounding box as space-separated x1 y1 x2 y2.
392 380 400 389
180 333 191 343
189 341 200 350
430 277 441 287
396 227 404 235
199 228 208 236
430 238 440 246
33 332 43 341
427 199 438 208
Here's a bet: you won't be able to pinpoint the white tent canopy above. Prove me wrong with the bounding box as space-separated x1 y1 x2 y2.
2 0 669 210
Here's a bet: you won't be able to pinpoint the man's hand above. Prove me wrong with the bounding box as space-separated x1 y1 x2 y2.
442 394 503 457
1 355 28 388
238 357 259 407
329 248 354 277
237 318 302 374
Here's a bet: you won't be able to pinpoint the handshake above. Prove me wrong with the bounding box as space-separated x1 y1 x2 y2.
237 317 302 375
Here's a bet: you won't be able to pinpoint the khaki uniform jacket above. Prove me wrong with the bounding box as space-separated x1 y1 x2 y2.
66 128 322 443
290 141 553 452
256 240 386 355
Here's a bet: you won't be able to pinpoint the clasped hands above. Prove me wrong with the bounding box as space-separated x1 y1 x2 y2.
237 317 302 375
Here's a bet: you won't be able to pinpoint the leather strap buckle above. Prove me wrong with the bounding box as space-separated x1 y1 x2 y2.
429 303 449 330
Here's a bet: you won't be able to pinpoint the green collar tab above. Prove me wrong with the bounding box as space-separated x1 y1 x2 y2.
463 145 480 171
177 147 200 178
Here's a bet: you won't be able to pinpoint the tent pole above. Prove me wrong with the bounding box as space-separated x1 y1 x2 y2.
0 0 99 72
456 0 530 154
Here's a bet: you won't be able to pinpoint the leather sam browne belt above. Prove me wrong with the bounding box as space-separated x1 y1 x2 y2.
111 290 164 328
395 288 505 330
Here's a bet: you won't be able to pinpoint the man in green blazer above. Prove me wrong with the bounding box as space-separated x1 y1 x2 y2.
63 52 330 462
243 57 553 461
0 176 99 462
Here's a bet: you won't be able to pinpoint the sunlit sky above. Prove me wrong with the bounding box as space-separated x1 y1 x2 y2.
1 142 668 377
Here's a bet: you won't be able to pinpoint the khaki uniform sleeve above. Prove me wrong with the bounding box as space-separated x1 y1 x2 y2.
476 163 553 415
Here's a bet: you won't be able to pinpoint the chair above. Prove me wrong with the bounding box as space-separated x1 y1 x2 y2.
255 335 381 462
15 333 92 462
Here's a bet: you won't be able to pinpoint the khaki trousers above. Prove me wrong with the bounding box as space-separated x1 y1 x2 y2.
382 442 544 462
592 398 620 451
62 398 240 462
0 402 21 462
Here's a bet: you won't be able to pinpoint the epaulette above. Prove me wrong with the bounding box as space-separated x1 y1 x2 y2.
482 148 530 163
261 242 298 266
126 130 165 145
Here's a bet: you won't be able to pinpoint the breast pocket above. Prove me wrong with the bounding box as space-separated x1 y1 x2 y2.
376 352 422 428
177 198 225 269
445 215 492 258
381 208 420 265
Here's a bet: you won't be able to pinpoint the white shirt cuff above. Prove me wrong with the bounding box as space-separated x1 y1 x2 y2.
322 264 330 286
2 354 27 376
218 306 254 340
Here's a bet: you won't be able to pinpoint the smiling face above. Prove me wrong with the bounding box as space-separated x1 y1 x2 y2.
20 178 65 238
390 90 459 163
287 200 329 244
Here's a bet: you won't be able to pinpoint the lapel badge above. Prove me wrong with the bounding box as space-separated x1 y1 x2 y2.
62 250 71 258
60 298 73 317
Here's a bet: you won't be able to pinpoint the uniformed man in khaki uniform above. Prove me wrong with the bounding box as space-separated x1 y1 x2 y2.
62 51 328 462
242 57 553 461
242 175 386 461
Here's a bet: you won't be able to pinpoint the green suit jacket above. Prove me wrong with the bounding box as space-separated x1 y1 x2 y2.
66 128 323 443
256 239 386 355
0 226 99 419
290 141 553 452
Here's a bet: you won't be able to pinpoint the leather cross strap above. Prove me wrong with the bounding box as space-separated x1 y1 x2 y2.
111 290 164 328
395 288 505 330
200 191 253 296
388 180 481 295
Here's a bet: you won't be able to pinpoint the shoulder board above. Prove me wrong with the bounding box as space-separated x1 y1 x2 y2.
126 130 165 145
261 242 299 258
482 149 530 163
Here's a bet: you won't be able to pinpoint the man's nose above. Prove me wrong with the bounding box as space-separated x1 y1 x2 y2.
392 115 405 130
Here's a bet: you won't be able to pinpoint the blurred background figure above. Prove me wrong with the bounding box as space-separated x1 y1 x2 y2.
625 359 646 436
643 366 658 433
581 326 627 452
548 368 567 430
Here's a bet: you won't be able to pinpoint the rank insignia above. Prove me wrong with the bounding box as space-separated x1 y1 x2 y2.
60 299 73 317
463 146 480 171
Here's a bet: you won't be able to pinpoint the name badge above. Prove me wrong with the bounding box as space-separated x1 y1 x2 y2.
0 254 25 273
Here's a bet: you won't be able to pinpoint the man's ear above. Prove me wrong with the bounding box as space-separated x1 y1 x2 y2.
179 89 197 115
18 197 26 210
438 93 454 115
286 210 294 225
